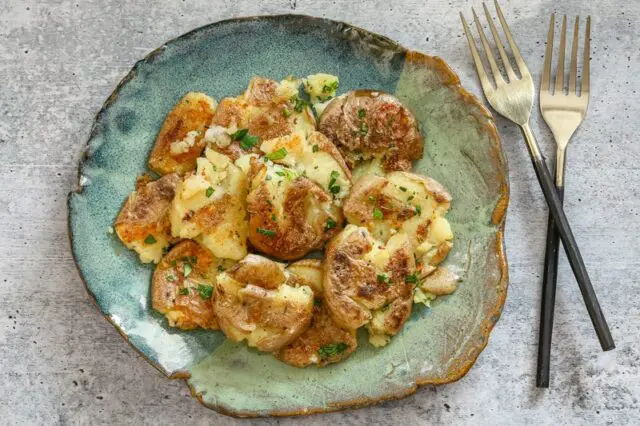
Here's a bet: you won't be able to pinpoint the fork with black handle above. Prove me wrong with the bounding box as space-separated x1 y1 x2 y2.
461 2 614 354
536 14 593 388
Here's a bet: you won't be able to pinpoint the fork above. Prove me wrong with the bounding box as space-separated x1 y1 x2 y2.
460 2 614 352
537 15 591 388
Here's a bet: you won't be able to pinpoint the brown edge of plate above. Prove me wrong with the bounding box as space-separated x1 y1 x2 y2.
67 14 509 418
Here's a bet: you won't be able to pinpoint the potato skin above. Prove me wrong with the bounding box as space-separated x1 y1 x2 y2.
151 240 229 330
318 90 424 172
114 173 180 263
148 92 217 176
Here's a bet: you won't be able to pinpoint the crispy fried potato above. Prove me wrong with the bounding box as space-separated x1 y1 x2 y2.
343 171 453 268
206 77 316 161
148 92 217 176
213 254 314 352
276 259 357 367
151 240 234 330
169 148 248 260
115 173 180 263
246 161 343 260
324 225 416 347
319 90 424 172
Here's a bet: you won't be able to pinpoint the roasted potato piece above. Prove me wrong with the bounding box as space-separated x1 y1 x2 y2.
246 160 343 260
206 77 315 161
114 173 180 263
148 92 217 176
151 240 234 330
276 259 357 367
343 171 453 268
318 90 424 172
213 254 314 352
324 225 416 347
169 148 248 260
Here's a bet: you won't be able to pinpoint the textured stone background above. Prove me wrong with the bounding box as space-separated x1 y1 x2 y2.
1 0 638 424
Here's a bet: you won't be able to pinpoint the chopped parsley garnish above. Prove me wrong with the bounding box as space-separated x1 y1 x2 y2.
291 96 309 113
257 227 276 237
231 128 248 141
318 342 348 359
144 235 157 244
368 195 377 202
399 186 407 192
282 108 292 118
322 80 339 93
239 135 259 150
328 170 341 194
183 263 193 277
205 187 214 197
314 299 321 307
358 108 366 118
376 273 389 284
217 265 226 272
189 256 198 264
265 174 272 181
329 185 341 194
373 207 383 220
271 214 277 221
265 148 288 161
404 273 418 284
407 195 414 201
414 205 422 216
312 144 320 153
275 171 285 176
325 218 337 230
166 274 176 283
359 122 368 136
197 284 213 300
179 287 189 295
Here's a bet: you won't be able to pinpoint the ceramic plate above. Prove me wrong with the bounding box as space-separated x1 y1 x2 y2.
68 15 509 417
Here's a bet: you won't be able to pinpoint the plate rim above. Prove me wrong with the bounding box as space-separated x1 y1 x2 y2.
67 13 509 418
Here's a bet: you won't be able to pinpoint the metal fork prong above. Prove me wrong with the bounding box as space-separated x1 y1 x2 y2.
555 16 567 94
581 16 591 96
493 0 529 75
541 14 555 92
568 16 580 94
461 12 494 92
482 2 517 82
472 8 505 87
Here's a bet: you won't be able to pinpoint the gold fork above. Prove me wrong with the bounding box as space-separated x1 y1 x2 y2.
537 15 591 388
460 2 614 352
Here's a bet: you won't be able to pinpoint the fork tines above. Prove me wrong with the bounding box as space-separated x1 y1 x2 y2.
460 0 530 91
542 14 591 96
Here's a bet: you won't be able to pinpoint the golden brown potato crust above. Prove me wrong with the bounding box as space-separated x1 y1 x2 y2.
148 92 216 176
318 90 424 172
114 173 180 244
151 240 223 330
247 174 342 261
323 226 415 337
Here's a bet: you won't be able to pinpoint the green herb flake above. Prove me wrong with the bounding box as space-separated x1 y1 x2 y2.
275 171 286 177
373 208 383 220
359 122 368 136
217 265 226 272
205 187 214 197
183 263 193 277
407 195 414 201
376 273 388 284
240 135 259 150
265 174 272 181
265 148 288 161
321 80 339 93
329 185 340 194
282 108 292 118
358 108 366 118
179 287 189 295
314 299 321 307
404 273 418 284
312 144 320 153
399 186 407 192
167 274 177 283
197 284 213 300
144 235 157 244
291 96 309 113
271 214 277 221
414 205 422 216
368 195 377 202
257 227 276 237
325 218 337 230
231 128 249 141
318 342 348 359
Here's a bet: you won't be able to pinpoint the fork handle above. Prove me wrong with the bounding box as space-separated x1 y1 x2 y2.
520 123 615 352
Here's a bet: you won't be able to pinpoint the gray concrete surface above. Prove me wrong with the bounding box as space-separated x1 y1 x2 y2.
1 0 638 424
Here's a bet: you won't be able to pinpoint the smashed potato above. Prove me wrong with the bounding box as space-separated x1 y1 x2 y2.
276 259 357 367
343 171 453 268
213 255 314 352
324 225 416 347
115 173 180 263
148 92 217 176
169 148 248 260
319 90 424 172
151 240 234 330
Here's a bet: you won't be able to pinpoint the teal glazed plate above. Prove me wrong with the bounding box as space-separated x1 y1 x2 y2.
68 15 509 417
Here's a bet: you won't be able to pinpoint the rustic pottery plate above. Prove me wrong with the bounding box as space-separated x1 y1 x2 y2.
68 15 509 417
